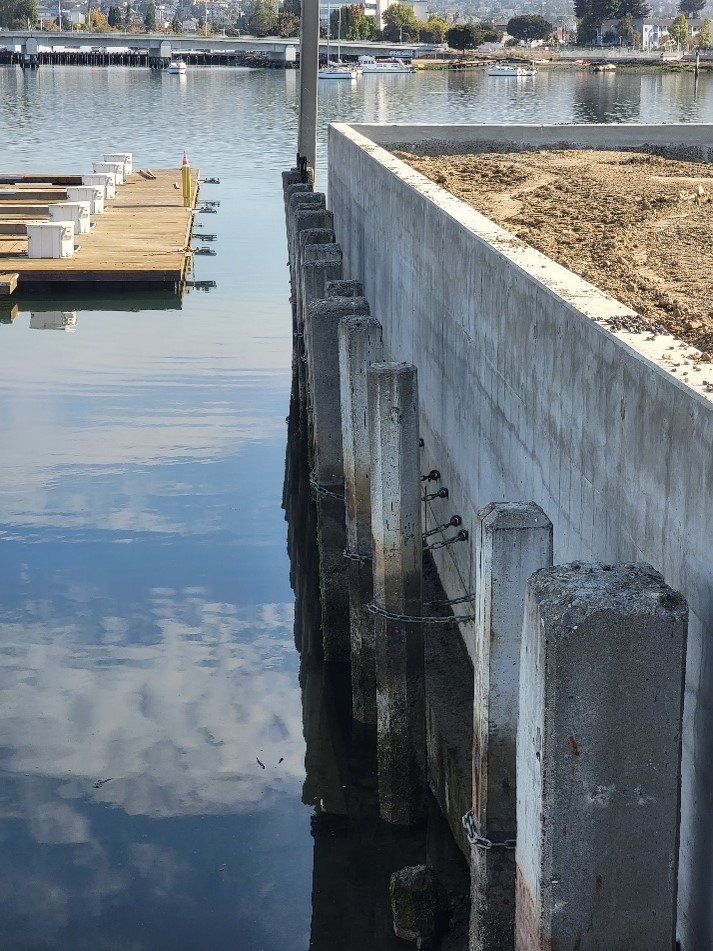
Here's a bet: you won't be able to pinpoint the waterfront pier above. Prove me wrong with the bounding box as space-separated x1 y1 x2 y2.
282 121 712 948
0 166 199 290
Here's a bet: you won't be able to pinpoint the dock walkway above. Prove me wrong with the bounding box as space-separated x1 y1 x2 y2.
0 168 199 289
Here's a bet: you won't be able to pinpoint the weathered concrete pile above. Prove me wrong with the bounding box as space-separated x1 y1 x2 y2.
283 160 689 950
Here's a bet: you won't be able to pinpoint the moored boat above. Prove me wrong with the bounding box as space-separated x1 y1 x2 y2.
319 63 359 79
486 62 537 77
168 59 187 74
358 55 414 74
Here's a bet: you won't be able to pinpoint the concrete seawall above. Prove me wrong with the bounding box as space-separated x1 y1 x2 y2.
327 122 713 950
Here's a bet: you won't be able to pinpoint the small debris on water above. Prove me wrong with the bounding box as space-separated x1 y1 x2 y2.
93 777 113 788
256 757 265 769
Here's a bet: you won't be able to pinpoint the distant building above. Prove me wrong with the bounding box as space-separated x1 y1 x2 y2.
597 16 705 48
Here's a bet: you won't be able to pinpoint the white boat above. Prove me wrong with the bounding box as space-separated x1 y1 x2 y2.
319 65 359 79
168 59 187 74
319 9 358 79
486 63 537 77
358 55 414 74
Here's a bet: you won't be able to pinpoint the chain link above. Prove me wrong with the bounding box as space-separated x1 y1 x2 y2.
309 472 344 502
423 515 461 539
428 593 476 607
462 810 516 850
366 601 474 625
424 529 469 551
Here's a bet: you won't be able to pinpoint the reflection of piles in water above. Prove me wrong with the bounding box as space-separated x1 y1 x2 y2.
282 364 470 949
29 311 77 331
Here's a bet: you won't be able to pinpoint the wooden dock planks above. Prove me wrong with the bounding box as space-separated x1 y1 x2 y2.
0 168 200 287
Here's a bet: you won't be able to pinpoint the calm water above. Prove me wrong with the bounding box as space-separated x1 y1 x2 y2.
0 63 711 950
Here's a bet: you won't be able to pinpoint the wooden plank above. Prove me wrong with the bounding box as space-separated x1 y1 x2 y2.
0 272 19 295
0 168 200 287
0 174 84 185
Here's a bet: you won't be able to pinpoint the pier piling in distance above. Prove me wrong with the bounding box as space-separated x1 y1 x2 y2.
338 316 384 724
469 503 553 951
368 361 426 826
515 562 688 951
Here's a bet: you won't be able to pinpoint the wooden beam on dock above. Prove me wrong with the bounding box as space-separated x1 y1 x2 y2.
0 168 200 287
0 272 19 295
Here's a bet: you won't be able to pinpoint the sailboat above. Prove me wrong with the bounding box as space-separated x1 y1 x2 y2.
318 8 358 79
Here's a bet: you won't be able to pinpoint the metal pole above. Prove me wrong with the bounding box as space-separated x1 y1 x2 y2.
298 0 319 181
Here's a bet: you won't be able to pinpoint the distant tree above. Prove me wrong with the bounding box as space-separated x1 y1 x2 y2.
603 27 616 41
340 3 374 39
679 0 706 15
90 8 110 29
0 0 36 27
699 16 712 47
420 14 447 43
506 14 553 41
479 20 501 42
446 23 484 49
60 12 71 28
669 11 689 45
282 0 300 16
107 4 121 26
144 2 156 29
574 0 649 45
123 1 132 29
381 2 420 42
616 12 634 41
170 12 181 30
247 0 277 36
276 9 298 35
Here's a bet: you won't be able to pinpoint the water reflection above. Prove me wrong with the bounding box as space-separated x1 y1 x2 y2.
29 311 77 331
282 368 469 950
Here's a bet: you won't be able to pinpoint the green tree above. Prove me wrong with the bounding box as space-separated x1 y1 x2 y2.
107 4 121 26
506 14 553 41
276 9 299 35
698 16 712 48
144 2 157 29
446 23 484 49
479 21 501 42
282 0 300 16
381 2 419 42
616 12 634 42
124 1 132 29
0 0 36 27
574 0 649 43
420 14 447 43
679 0 706 15
170 12 181 30
669 11 689 46
247 0 277 36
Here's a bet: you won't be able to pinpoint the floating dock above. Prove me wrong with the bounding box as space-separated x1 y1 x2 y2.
0 168 199 290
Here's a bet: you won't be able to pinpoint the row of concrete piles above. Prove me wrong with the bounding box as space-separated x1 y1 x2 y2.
282 168 689 951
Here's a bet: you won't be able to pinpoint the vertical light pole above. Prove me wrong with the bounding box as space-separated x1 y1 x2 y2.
297 0 319 180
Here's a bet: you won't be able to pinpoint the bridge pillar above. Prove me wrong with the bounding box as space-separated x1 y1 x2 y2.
368 361 426 826
148 40 171 69
515 562 687 951
21 37 39 70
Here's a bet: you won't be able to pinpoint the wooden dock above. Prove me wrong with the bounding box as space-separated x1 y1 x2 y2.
0 168 200 290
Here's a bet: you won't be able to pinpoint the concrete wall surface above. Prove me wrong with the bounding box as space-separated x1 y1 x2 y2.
327 122 713 951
